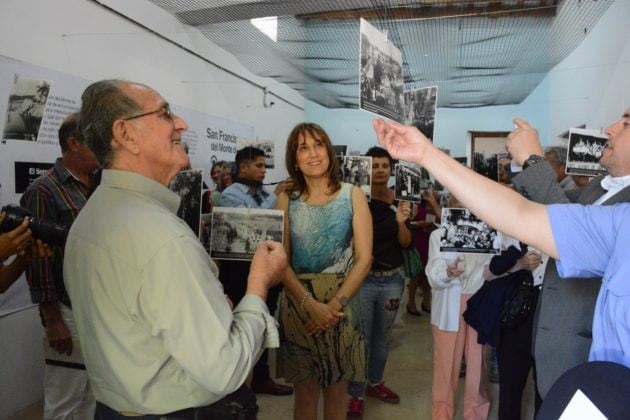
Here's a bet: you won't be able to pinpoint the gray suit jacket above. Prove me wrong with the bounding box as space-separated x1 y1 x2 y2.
512 162 630 398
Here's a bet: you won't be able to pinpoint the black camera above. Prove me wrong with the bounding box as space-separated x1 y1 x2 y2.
0 204 68 246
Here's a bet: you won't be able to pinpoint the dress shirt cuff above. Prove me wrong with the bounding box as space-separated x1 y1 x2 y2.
234 295 280 348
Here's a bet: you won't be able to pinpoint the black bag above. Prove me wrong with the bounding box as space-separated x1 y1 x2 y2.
500 269 536 328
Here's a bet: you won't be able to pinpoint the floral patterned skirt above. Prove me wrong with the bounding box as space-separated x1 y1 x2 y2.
276 273 365 387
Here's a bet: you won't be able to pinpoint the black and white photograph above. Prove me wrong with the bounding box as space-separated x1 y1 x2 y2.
394 163 429 202
454 157 468 166
210 207 284 260
470 131 510 182
359 18 405 122
439 208 501 255
566 128 607 177
199 213 213 252
404 86 438 140
252 139 275 169
339 155 372 200
170 169 203 236
3 78 51 142
332 145 347 157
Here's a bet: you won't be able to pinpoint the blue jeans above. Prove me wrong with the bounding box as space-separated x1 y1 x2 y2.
348 271 405 397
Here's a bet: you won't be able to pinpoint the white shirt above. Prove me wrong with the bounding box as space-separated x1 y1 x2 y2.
593 174 630 205
425 229 491 331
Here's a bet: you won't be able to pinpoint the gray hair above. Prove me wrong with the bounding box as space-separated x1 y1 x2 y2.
80 79 142 168
545 146 568 165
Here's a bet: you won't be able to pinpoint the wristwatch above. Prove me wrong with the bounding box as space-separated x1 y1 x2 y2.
335 295 348 308
522 154 544 170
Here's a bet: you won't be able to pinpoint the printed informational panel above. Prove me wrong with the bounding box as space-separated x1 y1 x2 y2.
0 54 254 315
0 56 88 315
172 104 253 190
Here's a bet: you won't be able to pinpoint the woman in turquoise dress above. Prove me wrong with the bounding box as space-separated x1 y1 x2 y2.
276 123 372 420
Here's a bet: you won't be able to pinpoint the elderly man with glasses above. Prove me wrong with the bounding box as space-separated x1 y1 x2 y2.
64 79 287 419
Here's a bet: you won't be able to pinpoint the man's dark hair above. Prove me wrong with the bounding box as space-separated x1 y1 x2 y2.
58 112 80 153
235 146 265 168
365 146 394 168
80 79 142 168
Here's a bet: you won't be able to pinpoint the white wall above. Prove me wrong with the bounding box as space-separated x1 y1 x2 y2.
0 0 304 415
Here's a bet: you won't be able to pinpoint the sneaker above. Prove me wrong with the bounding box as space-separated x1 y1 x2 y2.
347 396 364 418
365 382 400 404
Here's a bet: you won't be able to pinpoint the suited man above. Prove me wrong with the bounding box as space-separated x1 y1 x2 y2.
506 109 630 403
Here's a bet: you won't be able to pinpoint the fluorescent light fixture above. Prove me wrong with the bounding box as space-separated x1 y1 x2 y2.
251 16 277 42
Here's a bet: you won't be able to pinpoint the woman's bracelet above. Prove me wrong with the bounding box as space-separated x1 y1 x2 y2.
299 291 312 310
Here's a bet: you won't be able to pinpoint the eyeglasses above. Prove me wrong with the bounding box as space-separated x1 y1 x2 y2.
123 106 173 121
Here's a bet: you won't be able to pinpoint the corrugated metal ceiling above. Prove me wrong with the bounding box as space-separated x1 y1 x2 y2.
147 0 613 108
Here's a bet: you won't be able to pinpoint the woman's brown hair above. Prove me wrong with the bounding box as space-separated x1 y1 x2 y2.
284 122 341 198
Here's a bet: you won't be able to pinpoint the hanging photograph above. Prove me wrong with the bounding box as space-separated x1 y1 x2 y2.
439 208 501 255
359 18 405 122
339 155 372 200
199 213 213 252
251 139 275 169
394 163 429 202
566 128 607 177
469 131 510 182
210 207 284 261
3 77 51 142
404 85 438 141
170 169 203 236
333 145 347 157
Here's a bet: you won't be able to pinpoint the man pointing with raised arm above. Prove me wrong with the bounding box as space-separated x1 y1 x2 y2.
373 118 630 371
505 115 630 400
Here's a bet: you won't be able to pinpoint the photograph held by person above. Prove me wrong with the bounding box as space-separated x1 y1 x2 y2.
0 214 51 293
505 110 630 399
20 111 100 419
347 146 411 418
425 196 491 420
373 116 630 373
218 146 293 396
275 122 372 420
65 79 288 419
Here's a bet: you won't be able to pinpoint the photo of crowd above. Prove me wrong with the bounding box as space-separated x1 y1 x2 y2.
395 163 429 202
340 155 372 200
404 86 438 141
359 19 405 122
439 207 501 254
566 128 608 176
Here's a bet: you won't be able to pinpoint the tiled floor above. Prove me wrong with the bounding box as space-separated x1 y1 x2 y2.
9 298 535 420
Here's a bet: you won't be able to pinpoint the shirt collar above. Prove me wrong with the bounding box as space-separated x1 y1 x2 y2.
233 181 266 197
100 169 181 214
600 174 630 191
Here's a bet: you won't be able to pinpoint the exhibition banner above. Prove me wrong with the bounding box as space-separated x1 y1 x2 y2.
0 54 252 315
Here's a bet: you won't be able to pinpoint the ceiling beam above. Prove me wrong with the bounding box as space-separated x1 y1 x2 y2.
296 1 559 21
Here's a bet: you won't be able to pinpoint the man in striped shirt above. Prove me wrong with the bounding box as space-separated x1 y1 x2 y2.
21 112 100 419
